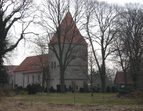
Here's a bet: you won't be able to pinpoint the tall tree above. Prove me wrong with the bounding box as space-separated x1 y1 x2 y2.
0 0 33 85
39 0 86 92
84 0 117 92
112 39 129 87
115 4 143 90
33 36 49 91
88 52 96 96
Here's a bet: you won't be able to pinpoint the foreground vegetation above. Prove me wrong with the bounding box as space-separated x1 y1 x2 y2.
11 93 143 105
0 93 143 111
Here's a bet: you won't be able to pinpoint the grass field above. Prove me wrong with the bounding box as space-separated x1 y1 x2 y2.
12 93 143 105
0 93 143 111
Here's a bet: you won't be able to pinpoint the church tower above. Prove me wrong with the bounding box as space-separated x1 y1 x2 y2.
48 12 88 91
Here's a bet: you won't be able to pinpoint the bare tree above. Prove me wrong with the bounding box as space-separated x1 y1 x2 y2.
84 0 117 92
112 38 129 87
0 0 33 86
33 36 50 91
89 51 96 96
115 4 143 90
38 0 86 92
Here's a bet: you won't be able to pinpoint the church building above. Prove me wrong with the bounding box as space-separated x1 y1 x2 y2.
48 12 88 90
13 12 88 91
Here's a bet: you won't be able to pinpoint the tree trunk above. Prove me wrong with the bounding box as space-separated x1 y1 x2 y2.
101 60 106 92
101 72 106 92
90 75 93 97
0 57 8 87
60 67 65 92
130 58 140 90
124 71 128 88
101 43 106 92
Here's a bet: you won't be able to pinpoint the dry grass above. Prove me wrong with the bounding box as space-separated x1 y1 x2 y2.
0 93 143 111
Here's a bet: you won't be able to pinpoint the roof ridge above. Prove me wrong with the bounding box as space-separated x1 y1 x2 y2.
26 54 48 58
50 11 87 45
14 54 48 73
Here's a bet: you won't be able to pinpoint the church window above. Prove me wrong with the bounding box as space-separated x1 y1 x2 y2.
38 75 40 82
54 62 56 69
32 75 35 83
27 75 29 83
51 62 53 69
51 61 56 69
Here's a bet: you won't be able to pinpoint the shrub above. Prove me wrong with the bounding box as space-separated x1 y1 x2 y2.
68 86 73 92
79 87 84 92
26 84 43 94
111 86 117 92
56 85 67 92
49 87 56 92
0 88 16 97
106 86 111 92
0 67 9 86
117 85 132 97
15 86 26 95
131 90 143 98
79 87 89 93
0 89 5 97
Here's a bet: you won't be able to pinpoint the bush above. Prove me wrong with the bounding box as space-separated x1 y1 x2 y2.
111 86 117 93
0 67 9 86
56 85 67 92
117 85 132 97
131 90 143 98
79 87 84 92
26 84 43 94
79 87 89 93
0 89 6 97
15 86 26 95
106 86 111 92
68 86 73 92
0 88 16 97
49 87 56 92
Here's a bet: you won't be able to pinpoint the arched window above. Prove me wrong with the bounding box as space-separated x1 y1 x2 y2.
51 61 56 69
54 62 56 69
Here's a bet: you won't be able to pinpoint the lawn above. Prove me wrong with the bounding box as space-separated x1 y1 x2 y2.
12 93 143 105
0 93 143 111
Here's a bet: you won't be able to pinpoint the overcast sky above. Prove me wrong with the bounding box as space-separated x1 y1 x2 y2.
5 0 143 65
99 0 143 5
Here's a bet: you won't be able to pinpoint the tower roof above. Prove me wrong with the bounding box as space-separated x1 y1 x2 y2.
50 12 87 45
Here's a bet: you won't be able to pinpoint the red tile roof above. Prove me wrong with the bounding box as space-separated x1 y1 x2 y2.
114 71 133 85
14 55 48 73
50 12 87 45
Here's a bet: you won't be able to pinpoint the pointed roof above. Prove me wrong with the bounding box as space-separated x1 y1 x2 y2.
114 71 133 85
14 55 48 73
50 12 87 45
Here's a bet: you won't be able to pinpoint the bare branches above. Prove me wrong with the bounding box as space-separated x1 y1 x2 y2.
36 0 87 92
84 0 118 91
0 0 33 55
5 18 33 53
114 4 143 89
0 0 34 82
